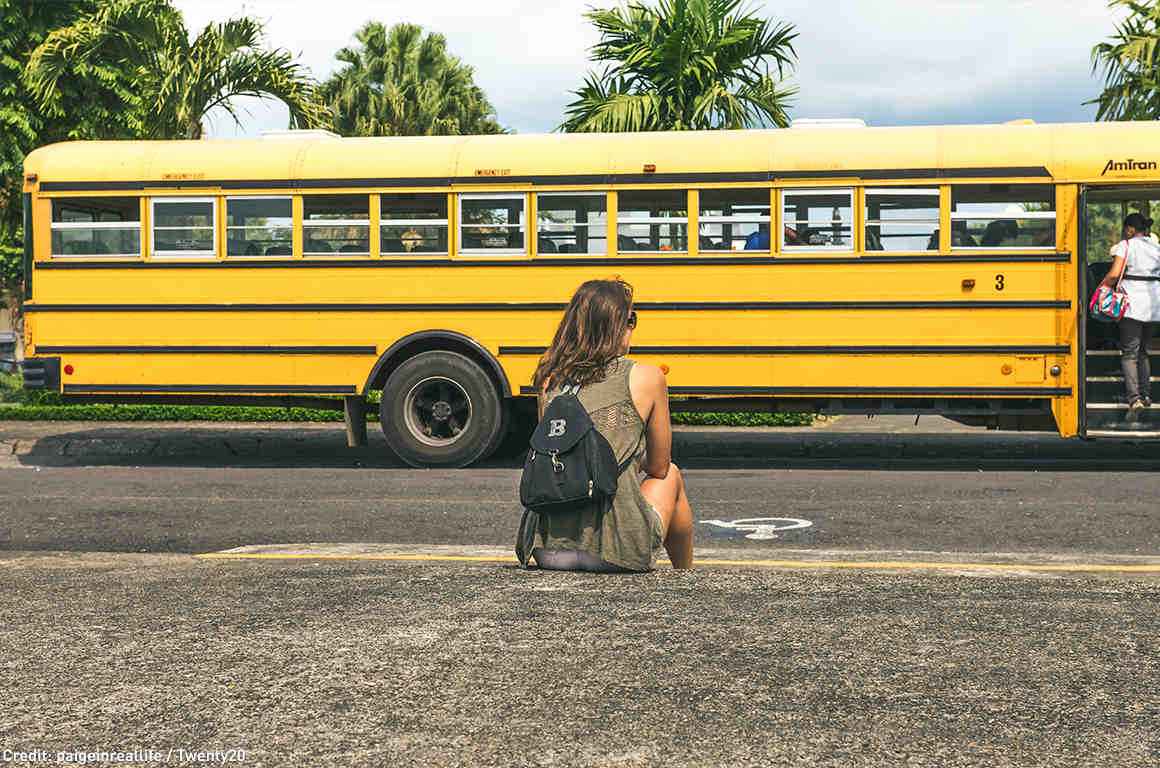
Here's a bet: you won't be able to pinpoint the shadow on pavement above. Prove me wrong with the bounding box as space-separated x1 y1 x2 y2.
4 422 1160 471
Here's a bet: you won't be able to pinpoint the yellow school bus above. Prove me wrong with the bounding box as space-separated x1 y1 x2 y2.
18 120 1160 466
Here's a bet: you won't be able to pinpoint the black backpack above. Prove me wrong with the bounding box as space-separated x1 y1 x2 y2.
515 384 636 566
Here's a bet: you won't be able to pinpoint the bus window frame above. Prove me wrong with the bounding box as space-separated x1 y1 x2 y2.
149 196 219 260
301 193 373 258
863 187 942 254
949 183 1058 251
224 194 293 259
780 187 856 253
49 195 143 260
457 192 529 257
379 192 451 257
615 188 691 255
535 190 609 257
697 187 772 254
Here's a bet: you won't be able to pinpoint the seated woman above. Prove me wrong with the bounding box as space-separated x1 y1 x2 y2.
529 279 694 572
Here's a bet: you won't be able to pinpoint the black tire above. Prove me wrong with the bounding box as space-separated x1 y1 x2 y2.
380 351 503 468
493 397 538 459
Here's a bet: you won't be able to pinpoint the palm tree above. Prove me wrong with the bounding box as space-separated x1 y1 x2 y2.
24 0 327 139
560 0 797 132
320 22 503 137
1090 0 1160 120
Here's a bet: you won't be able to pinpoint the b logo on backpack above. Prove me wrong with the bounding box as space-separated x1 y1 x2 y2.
548 419 567 437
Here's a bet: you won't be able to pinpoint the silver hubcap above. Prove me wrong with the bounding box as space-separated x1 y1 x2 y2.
403 376 473 447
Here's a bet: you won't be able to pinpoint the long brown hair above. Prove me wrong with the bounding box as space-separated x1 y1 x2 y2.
532 279 634 393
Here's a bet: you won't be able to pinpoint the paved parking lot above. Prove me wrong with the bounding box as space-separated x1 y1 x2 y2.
1 418 1157 767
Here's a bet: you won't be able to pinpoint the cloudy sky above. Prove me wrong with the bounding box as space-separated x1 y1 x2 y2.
172 0 1124 136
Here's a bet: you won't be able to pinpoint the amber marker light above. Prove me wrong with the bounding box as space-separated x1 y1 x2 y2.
643 164 656 173
660 364 670 374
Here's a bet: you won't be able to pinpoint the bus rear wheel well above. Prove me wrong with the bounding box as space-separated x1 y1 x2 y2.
362 330 511 400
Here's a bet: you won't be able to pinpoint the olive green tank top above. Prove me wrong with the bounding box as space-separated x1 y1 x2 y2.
534 356 664 571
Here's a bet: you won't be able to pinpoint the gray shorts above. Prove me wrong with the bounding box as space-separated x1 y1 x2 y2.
531 547 635 573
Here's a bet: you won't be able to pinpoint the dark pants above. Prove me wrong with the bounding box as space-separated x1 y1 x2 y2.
1119 318 1155 401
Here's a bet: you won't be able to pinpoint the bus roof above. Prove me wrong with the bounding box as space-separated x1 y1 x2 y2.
22 120 1160 188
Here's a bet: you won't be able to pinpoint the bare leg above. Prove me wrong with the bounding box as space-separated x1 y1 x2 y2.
641 462 694 569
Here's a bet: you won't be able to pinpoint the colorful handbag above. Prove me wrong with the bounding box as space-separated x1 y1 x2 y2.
1089 241 1132 322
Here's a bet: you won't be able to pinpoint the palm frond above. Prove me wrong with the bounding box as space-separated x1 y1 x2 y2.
562 0 796 132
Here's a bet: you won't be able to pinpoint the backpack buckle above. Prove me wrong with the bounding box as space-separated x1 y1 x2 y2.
550 450 564 473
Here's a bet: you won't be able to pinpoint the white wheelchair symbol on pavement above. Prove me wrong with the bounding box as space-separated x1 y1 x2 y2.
699 517 814 540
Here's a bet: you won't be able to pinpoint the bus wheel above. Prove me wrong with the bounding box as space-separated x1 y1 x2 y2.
380 350 503 468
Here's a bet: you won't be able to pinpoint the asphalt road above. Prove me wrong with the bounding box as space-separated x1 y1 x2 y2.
1 419 1157 767
1 419 1158 556
1 552 1156 768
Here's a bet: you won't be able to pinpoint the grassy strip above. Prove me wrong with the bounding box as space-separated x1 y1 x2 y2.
672 411 812 427
0 403 348 422
1 373 812 426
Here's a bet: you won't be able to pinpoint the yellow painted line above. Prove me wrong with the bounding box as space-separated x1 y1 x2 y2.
193 551 1160 574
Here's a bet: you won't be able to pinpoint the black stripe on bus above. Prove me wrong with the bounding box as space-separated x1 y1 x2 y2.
499 344 1071 356
519 385 1072 397
63 384 356 394
36 345 377 355
36 165 1052 192
21 300 1072 313
31 252 1072 269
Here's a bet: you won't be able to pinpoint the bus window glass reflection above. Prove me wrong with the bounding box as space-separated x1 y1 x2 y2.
536 193 607 255
864 188 939 252
782 189 854 251
699 189 770 252
303 195 370 256
381 194 448 255
617 190 688 252
951 185 1056 249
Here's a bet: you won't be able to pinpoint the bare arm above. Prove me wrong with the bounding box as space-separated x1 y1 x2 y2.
629 363 672 479
1101 253 1127 287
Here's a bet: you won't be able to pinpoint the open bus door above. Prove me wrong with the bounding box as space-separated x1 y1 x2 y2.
1080 184 1160 438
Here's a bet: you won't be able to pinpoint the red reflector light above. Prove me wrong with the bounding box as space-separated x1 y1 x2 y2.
64 364 74 375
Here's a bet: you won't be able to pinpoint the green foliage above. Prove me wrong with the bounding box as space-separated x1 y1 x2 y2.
671 411 812 426
25 0 327 140
0 403 351 422
0 375 809 425
320 22 503 136
1090 0 1160 120
1 234 20 293
0 0 138 240
561 0 797 132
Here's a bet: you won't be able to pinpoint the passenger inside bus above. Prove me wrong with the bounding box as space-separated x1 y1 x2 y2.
981 219 1020 247
744 224 770 250
925 224 979 249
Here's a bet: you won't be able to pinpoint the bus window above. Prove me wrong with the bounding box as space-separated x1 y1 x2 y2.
302 195 370 256
459 194 527 255
50 196 140 258
951 185 1055 248
699 189 770 252
151 198 216 259
381 194 448 255
226 197 291 257
782 188 854 251
864 188 939 252
617 190 688 252
536 193 607 255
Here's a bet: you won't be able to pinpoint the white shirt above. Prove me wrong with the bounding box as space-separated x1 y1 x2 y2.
1110 235 1160 323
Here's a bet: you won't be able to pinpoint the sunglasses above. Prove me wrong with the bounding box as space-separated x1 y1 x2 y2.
627 310 638 330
